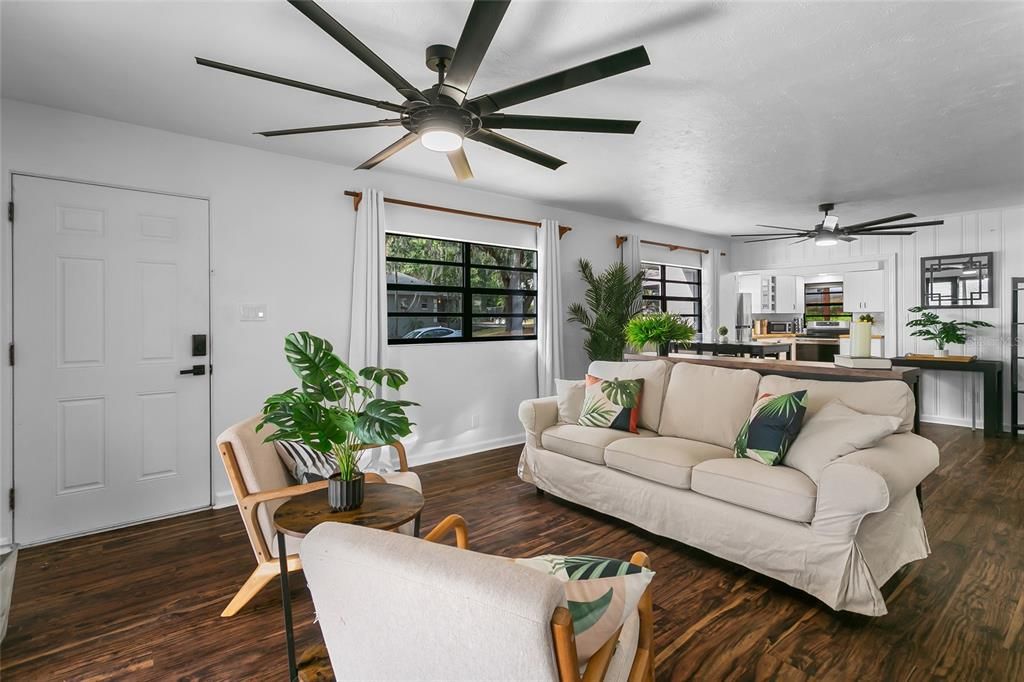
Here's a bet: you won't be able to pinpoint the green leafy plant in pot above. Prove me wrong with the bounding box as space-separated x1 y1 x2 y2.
257 332 417 511
717 325 729 343
567 259 644 361
906 306 993 357
625 313 696 356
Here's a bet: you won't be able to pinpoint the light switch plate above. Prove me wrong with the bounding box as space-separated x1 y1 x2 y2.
240 303 267 322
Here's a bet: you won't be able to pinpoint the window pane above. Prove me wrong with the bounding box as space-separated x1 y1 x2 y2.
472 316 536 338
472 294 536 314
642 264 662 280
666 282 700 298
387 290 462 314
664 266 699 282
386 234 462 262
666 299 698 316
387 261 462 287
388 316 463 340
642 281 662 297
470 268 536 290
469 244 536 269
641 299 661 314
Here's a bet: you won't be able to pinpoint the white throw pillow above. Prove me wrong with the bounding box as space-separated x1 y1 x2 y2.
784 400 901 482
555 379 586 423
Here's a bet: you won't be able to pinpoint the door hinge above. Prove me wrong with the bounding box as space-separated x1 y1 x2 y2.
7 202 12 223
8 488 13 512
7 343 13 367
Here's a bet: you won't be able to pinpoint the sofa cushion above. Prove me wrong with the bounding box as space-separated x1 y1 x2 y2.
691 458 817 523
605 437 733 489
757 375 914 433
659 362 761 449
588 360 672 432
541 424 656 464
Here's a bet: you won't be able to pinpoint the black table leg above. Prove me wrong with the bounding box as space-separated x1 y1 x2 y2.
983 367 1002 437
413 512 421 538
278 531 297 682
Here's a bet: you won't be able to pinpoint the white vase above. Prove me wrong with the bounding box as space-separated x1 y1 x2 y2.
934 347 948 358
850 321 872 357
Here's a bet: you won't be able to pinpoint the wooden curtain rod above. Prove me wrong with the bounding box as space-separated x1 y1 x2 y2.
345 190 572 238
615 235 709 255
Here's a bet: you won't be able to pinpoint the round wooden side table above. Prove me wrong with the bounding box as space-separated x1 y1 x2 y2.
273 483 424 681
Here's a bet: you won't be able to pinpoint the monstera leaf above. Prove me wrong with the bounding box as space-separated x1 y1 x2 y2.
354 399 417 445
283 331 357 401
359 366 409 390
259 393 353 453
600 378 642 408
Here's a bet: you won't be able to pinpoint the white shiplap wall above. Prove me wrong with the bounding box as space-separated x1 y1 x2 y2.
730 205 1024 429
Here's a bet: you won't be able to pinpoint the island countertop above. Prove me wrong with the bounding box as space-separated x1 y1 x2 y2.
624 352 920 383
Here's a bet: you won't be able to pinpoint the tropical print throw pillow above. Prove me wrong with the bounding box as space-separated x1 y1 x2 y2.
577 375 644 433
514 554 654 663
733 390 809 465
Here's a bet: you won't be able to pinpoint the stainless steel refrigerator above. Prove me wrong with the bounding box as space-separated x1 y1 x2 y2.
736 293 752 342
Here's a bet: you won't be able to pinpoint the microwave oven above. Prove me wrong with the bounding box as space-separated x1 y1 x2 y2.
767 321 794 334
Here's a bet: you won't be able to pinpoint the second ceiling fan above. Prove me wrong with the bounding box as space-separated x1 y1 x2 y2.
197 0 650 181
732 203 944 246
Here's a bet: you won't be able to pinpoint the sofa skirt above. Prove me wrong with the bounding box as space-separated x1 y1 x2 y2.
519 445 930 616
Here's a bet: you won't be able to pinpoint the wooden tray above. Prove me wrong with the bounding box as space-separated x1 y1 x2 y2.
903 354 977 363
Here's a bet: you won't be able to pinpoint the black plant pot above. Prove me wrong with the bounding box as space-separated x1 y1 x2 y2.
328 471 365 511
657 342 671 357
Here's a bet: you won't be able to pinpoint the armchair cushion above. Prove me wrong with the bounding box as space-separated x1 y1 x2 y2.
514 554 654 664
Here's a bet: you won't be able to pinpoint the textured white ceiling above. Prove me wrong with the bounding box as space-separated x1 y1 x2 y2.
3 1 1023 235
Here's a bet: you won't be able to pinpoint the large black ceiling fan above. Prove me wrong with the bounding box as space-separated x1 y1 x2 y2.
732 203 944 246
196 0 650 181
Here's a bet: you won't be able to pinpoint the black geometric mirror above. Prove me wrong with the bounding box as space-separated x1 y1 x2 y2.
921 251 994 309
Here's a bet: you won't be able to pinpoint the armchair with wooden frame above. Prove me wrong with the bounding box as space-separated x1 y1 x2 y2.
301 518 656 682
216 415 420 617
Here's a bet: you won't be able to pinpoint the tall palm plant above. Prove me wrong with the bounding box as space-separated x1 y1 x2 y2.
567 259 645 361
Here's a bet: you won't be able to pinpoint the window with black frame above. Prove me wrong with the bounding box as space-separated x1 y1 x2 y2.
641 262 702 332
385 233 537 343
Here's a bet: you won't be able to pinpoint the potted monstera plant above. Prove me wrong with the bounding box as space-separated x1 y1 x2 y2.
257 332 417 511
906 306 993 357
625 312 696 356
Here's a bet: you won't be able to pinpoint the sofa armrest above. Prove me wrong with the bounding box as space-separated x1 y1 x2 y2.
518 396 559 448
812 432 939 537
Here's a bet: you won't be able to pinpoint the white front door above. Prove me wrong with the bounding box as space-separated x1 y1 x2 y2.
12 176 211 544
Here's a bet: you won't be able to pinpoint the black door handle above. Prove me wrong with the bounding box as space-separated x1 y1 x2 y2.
180 364 206 376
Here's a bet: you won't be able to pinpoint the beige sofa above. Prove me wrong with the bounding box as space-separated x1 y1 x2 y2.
518 359 939 616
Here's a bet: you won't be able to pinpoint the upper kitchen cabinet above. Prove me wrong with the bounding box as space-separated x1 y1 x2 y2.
775 275 805 314
737 274 804 314
843 270 886 312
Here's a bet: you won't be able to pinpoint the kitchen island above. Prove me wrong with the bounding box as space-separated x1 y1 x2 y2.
673 339 792 359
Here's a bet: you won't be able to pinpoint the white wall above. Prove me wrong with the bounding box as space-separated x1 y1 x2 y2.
730 206 1024 428
0 98 727 542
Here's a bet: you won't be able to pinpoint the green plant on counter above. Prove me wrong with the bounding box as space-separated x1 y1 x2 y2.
257 331 417 480
905 306 993 350
625 313 696 356
567 259 645 361
858 314 875 324
717 325 729 339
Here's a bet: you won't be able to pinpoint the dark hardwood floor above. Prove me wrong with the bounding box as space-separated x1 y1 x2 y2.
1 423 1021 680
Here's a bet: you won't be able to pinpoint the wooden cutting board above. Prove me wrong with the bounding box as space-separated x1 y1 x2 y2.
903 353 977 363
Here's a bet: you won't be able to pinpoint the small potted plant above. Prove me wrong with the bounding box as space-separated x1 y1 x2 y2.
258 332 417 511
717 325 730 343
906 306 993 357
625 312 696 356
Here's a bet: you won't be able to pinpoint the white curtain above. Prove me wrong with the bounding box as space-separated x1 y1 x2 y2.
348 188 391 472
536 219 564 397
622 233 643 278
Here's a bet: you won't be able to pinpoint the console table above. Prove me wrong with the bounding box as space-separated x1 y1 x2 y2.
889 357 1004 437
675 340 792 359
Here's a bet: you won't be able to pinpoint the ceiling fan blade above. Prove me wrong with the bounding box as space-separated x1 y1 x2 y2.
470 129 566 170
355 132 419 170
195 58 405 113
447 147 474 182
438 0 510 104
730 232 811 238
256 119 403 137
467 46 650 116
838 235 857 242
743 235 808 243
792 237 813 245
851 230 916 236
850 220 943 232
841 212 916 231
754 224 807 232
287 0 427 102
480 114 640 134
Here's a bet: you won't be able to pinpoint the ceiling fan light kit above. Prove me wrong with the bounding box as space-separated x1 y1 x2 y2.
196 0 650 181
732 201 944 246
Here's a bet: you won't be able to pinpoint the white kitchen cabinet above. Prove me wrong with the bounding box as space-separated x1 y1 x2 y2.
775 275 796 314
738 273 773 313
843 270 886 313
839 337 884 356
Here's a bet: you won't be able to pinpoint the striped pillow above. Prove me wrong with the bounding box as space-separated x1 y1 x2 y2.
274 440 337 483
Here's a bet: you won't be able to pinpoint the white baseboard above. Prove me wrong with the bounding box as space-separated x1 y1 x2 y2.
919 414 1011 432
406 434 524 468
212 489 236 509
0 536 10 548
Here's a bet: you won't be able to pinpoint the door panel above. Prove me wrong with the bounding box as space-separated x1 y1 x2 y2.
13 176 211 544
